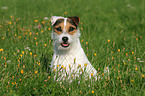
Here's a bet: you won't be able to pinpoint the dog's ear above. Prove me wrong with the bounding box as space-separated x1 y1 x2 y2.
68 16 80 26
51 16 65 26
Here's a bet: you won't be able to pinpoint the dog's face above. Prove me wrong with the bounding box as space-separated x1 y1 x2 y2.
51 16 80 50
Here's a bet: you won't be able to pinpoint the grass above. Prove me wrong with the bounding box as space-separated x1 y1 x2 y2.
0 0 145 95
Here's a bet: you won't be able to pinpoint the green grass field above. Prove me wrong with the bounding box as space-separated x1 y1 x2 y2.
0 0 145 95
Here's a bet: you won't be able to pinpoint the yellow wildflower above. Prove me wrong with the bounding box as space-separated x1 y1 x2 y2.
36 42 38 45
92 90 94 94
45 44 47 46
21 69 24 74
9 22 11 24
69 64 71 67
64 12 67 14
0 48 3 52
135 67 137 71
35 71 38 74
20 54 22 57
91 73 93 76
34 20 38 22
84 63 87 67
108 39 110 43
126 53 128 56
48 76 51 79
22 51 24 54
118 49 120 52
131 79 134 82
94 53 96 56
117 77 119 80
132 51 134 54
2 37 4 39
142 74 144 78
18 36 21 38
29 32 32 36
81 28 83 30
30 52 32 55
48 28 51 30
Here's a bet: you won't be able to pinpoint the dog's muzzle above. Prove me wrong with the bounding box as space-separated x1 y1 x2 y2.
61 37 69 48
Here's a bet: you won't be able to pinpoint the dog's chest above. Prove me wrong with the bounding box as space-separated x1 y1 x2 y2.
53 49 89 72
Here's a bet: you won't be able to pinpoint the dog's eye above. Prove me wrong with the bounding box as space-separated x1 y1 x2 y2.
69 27 75 32
55 27 62 31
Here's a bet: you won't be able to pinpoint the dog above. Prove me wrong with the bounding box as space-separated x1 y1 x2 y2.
50 16 105 81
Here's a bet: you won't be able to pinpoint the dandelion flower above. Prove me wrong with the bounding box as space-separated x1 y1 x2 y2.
9 22 11 24
34 20 38 22
48 28 51 30
135 67 137 71
69 64 71 67
35 71 38 74
117 77 119 80
36 42 38 45
22 51 24 54
2 37 4 39
20 54 22 57
0 48 3 52
30 52 32 55
64 12 67 14
108 39 110 43
57 65 59 67
118 49 120 52
92 90 94 93
94 53 96 56
85 42 88 45
91 73 93 76
81 28 83 30
142 74 144 78
84 63 87 67
21 69 24 74
45 44 47 46
131 79 134 82
132 51 134 54
48 76 51 79
61 65 64 68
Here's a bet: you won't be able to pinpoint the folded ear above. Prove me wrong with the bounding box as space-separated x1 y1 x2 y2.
51 16 65 25
68 16 80 26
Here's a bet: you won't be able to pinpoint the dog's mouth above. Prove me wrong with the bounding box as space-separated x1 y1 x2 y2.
61 43 69 48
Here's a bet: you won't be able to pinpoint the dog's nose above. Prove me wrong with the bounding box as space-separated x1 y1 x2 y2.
62 37 68 42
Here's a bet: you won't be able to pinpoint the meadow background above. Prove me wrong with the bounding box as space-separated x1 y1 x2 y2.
0 0 145 95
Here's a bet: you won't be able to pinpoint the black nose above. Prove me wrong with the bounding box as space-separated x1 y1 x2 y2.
62 37 68 42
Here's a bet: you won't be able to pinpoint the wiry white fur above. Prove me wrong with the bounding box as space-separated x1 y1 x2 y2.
51 16 108 81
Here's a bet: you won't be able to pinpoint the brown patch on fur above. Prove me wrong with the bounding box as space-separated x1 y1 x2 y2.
53 20 64 35
53 19 77 35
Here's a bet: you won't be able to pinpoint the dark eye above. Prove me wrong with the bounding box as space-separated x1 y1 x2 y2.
55 27 62 31
69 27 75 32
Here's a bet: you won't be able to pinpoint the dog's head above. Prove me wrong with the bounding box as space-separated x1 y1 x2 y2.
51 16 80 50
